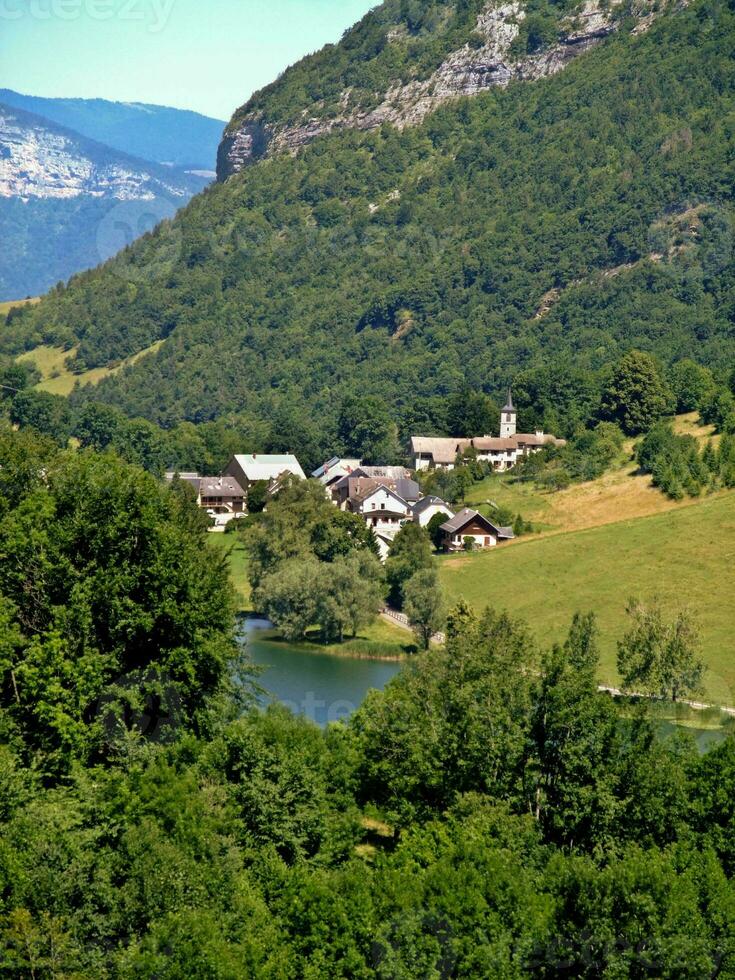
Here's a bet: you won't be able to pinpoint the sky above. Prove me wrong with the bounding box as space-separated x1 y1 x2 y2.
0 0 377 121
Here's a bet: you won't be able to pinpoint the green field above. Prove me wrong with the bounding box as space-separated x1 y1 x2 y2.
207 534 252 613
439 493 735 704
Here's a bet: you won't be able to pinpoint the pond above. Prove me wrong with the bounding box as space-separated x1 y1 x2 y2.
239 617 403 727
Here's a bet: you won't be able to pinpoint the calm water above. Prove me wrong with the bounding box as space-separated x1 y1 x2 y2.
239 618 402 727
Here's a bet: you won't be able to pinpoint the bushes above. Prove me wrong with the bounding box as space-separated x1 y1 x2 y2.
636 423 723 499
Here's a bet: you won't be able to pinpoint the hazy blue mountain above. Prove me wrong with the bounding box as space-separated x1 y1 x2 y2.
0 101 209 300
0 89 225 171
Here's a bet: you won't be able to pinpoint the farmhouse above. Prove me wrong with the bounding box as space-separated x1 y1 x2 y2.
439 508 514 551
410 391 565 472
223 454 305 497
164 472 245 519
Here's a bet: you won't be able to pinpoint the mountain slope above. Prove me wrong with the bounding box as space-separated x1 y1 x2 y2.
0 90 224 171
7 0 734 449
218 0 674 177
0 103 208 300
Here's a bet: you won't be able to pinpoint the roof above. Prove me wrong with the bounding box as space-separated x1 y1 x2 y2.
410 437 472 465
228 454 306 482
337 475 420 501
351 484 410 508
312 457 362 481
353 465 413 480
199 476 244 498
440 508 514 539
412 495 453 516
502 388 515 413
514 433 566 448
472 437 518 452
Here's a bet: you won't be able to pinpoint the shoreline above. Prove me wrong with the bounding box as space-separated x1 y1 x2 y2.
238 615 413 662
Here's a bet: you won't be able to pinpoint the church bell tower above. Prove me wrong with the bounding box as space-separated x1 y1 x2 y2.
500 388 517 438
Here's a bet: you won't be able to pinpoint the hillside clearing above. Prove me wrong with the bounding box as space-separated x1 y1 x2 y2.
439 493 735 703
464 416 722 536
0 297 39 316
17 340 164 395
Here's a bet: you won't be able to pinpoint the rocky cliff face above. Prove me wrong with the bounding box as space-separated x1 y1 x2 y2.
0 103 200 201
218 0 676 180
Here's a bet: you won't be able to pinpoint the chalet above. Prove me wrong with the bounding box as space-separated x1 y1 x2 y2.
439 508 514 551
347 484 411 539
198 476 246 515
410 391 565 473
223 454 305 499
164 472 245 518
412 495 454 528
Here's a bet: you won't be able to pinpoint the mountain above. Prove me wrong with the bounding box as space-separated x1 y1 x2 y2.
0 90 224 171
0 102 210 300
6 0 734 455
218 0 646 178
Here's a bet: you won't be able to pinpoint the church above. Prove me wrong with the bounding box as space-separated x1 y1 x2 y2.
410 390 565 472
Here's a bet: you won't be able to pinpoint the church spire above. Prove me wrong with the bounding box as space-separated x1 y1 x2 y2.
500 386 517 438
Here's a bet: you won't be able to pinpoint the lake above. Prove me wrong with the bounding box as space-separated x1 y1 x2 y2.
240 618 402 727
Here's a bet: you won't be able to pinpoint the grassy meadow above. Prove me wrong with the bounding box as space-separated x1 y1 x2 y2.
0 297 39 317
439 492 735 703
17 341 163 396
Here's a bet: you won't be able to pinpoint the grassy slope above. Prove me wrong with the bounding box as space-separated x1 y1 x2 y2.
463 415 722 535
439 492 735 703
17 340 164 396
0 298 39 316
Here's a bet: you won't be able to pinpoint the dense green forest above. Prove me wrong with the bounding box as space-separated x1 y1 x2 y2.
3 0 733 463
3 426 735 976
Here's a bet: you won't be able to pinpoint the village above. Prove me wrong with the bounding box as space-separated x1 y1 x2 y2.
166 391 565 559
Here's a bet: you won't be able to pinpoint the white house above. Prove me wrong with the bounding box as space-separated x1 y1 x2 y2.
412 495 454 528
347 484 411 539
410 437 471 471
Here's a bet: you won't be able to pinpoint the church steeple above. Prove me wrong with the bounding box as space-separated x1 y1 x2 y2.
500 387 517 438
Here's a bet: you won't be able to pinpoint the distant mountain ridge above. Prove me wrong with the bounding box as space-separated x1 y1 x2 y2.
0 101 211 300
0 90 225 171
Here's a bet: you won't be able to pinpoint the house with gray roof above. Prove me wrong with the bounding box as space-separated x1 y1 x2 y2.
439 508 514 551
411 495 454 528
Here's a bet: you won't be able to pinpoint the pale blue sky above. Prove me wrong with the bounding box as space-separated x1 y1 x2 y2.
0 0 377 120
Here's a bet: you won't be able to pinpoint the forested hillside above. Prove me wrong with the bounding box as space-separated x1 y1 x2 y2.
5 0 734 456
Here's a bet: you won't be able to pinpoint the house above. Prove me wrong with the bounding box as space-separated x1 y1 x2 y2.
410 437 471 471
332 473 420 510
198 476 246 515
412 495 454 528
164 472 245 521
410 390 565 473
312 457 362 488
347 484 411 539
439 508 514 551
223 454 306 500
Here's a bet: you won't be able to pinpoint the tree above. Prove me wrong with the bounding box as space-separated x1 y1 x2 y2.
600 350 672 435
445 388 499 437
426 511 447 550
9 390 72 445
337 396 399 464
247 480 269 514
617 599 705 701
384 522 433 608
403 569 446 650
317 551 385 642
668 359 716 413
253 558 321 642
